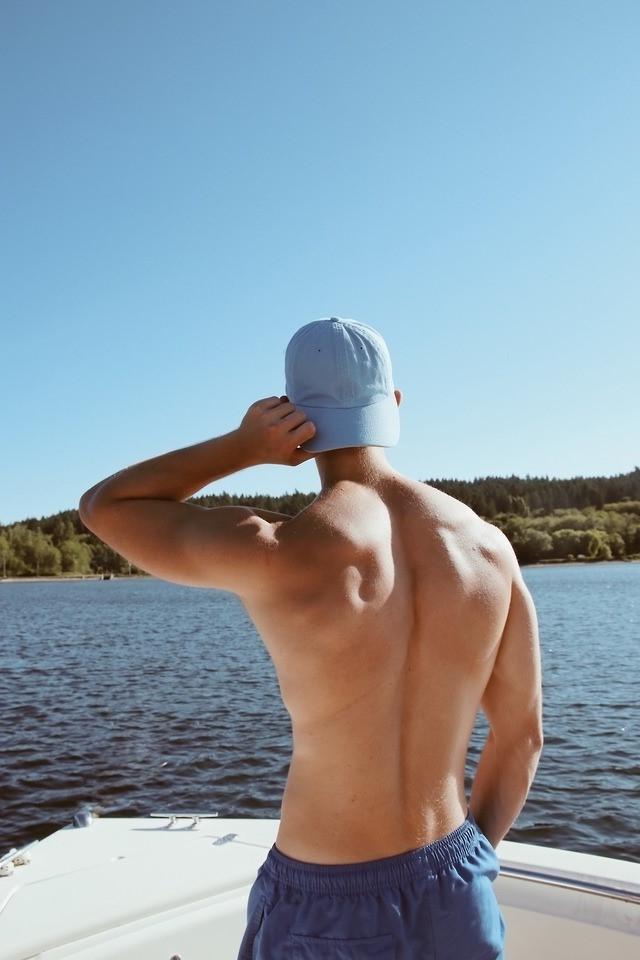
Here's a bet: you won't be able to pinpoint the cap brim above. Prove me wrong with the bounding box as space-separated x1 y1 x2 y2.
292 392 400 454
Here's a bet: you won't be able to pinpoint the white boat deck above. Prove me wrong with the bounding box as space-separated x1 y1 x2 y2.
1 814 638 958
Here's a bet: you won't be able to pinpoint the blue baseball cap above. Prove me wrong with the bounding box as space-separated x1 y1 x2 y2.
284 316 400 454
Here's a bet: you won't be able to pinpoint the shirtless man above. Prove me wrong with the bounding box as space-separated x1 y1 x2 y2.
79 317 543 959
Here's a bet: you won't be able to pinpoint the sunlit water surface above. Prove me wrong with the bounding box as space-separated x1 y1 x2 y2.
1 561 638 862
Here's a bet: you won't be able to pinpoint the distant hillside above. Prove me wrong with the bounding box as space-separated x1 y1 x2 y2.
424 465 640 517
1 467 638 576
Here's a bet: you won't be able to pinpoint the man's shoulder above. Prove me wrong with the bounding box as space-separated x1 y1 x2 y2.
417 484 515 575
274 502 364 549
270 487 391 563
417 481 510 544
474 518 518 578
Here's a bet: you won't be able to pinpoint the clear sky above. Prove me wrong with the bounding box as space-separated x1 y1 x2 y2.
2 0 638 525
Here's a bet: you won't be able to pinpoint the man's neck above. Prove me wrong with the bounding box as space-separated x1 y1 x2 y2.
314 446 396 489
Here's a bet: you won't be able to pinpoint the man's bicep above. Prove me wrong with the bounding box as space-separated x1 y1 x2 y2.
481 568 544 750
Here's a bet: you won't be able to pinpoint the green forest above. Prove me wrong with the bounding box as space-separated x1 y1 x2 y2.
1 467 639 578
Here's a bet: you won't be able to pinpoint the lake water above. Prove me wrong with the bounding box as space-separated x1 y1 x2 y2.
1 561 638 863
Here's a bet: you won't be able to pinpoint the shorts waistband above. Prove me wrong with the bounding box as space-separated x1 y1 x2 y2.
261 806 482 894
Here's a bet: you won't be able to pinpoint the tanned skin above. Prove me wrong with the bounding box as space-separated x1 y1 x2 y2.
80 390 543 863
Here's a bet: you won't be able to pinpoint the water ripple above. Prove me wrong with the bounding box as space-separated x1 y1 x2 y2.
1 564 639 862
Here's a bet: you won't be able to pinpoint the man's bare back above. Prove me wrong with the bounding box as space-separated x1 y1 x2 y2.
241 471 519 864
79 325 531 955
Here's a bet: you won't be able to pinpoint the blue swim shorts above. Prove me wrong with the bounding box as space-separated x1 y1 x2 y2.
236 806 506 959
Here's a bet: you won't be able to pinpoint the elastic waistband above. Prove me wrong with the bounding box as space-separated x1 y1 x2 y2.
261 807 482 894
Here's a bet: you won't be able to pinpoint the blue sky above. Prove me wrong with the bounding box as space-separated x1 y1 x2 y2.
2 0 638 525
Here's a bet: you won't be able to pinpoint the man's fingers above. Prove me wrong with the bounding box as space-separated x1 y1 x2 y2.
291 419 316 440
269 401 297 421
246 396 316 467
281 409 308 430
259 396 286 410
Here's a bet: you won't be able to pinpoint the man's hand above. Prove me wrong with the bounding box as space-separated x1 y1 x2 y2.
236 395 317 467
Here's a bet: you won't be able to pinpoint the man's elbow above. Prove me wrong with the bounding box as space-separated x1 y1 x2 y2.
491 722 544 757
78 488 103 523
516 727 544 756
528 729 544 753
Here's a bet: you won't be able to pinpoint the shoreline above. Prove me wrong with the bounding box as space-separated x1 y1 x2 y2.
0 574 152 583
1 557 639 583
524 557 640 567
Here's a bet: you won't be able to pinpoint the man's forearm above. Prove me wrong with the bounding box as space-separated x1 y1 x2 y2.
80 429 257 511
469 731 543 848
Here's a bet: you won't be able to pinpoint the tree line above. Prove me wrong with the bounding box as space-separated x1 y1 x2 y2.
1 467 638 577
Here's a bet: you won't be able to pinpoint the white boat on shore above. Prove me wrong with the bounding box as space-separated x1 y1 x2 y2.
1 807 638 959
